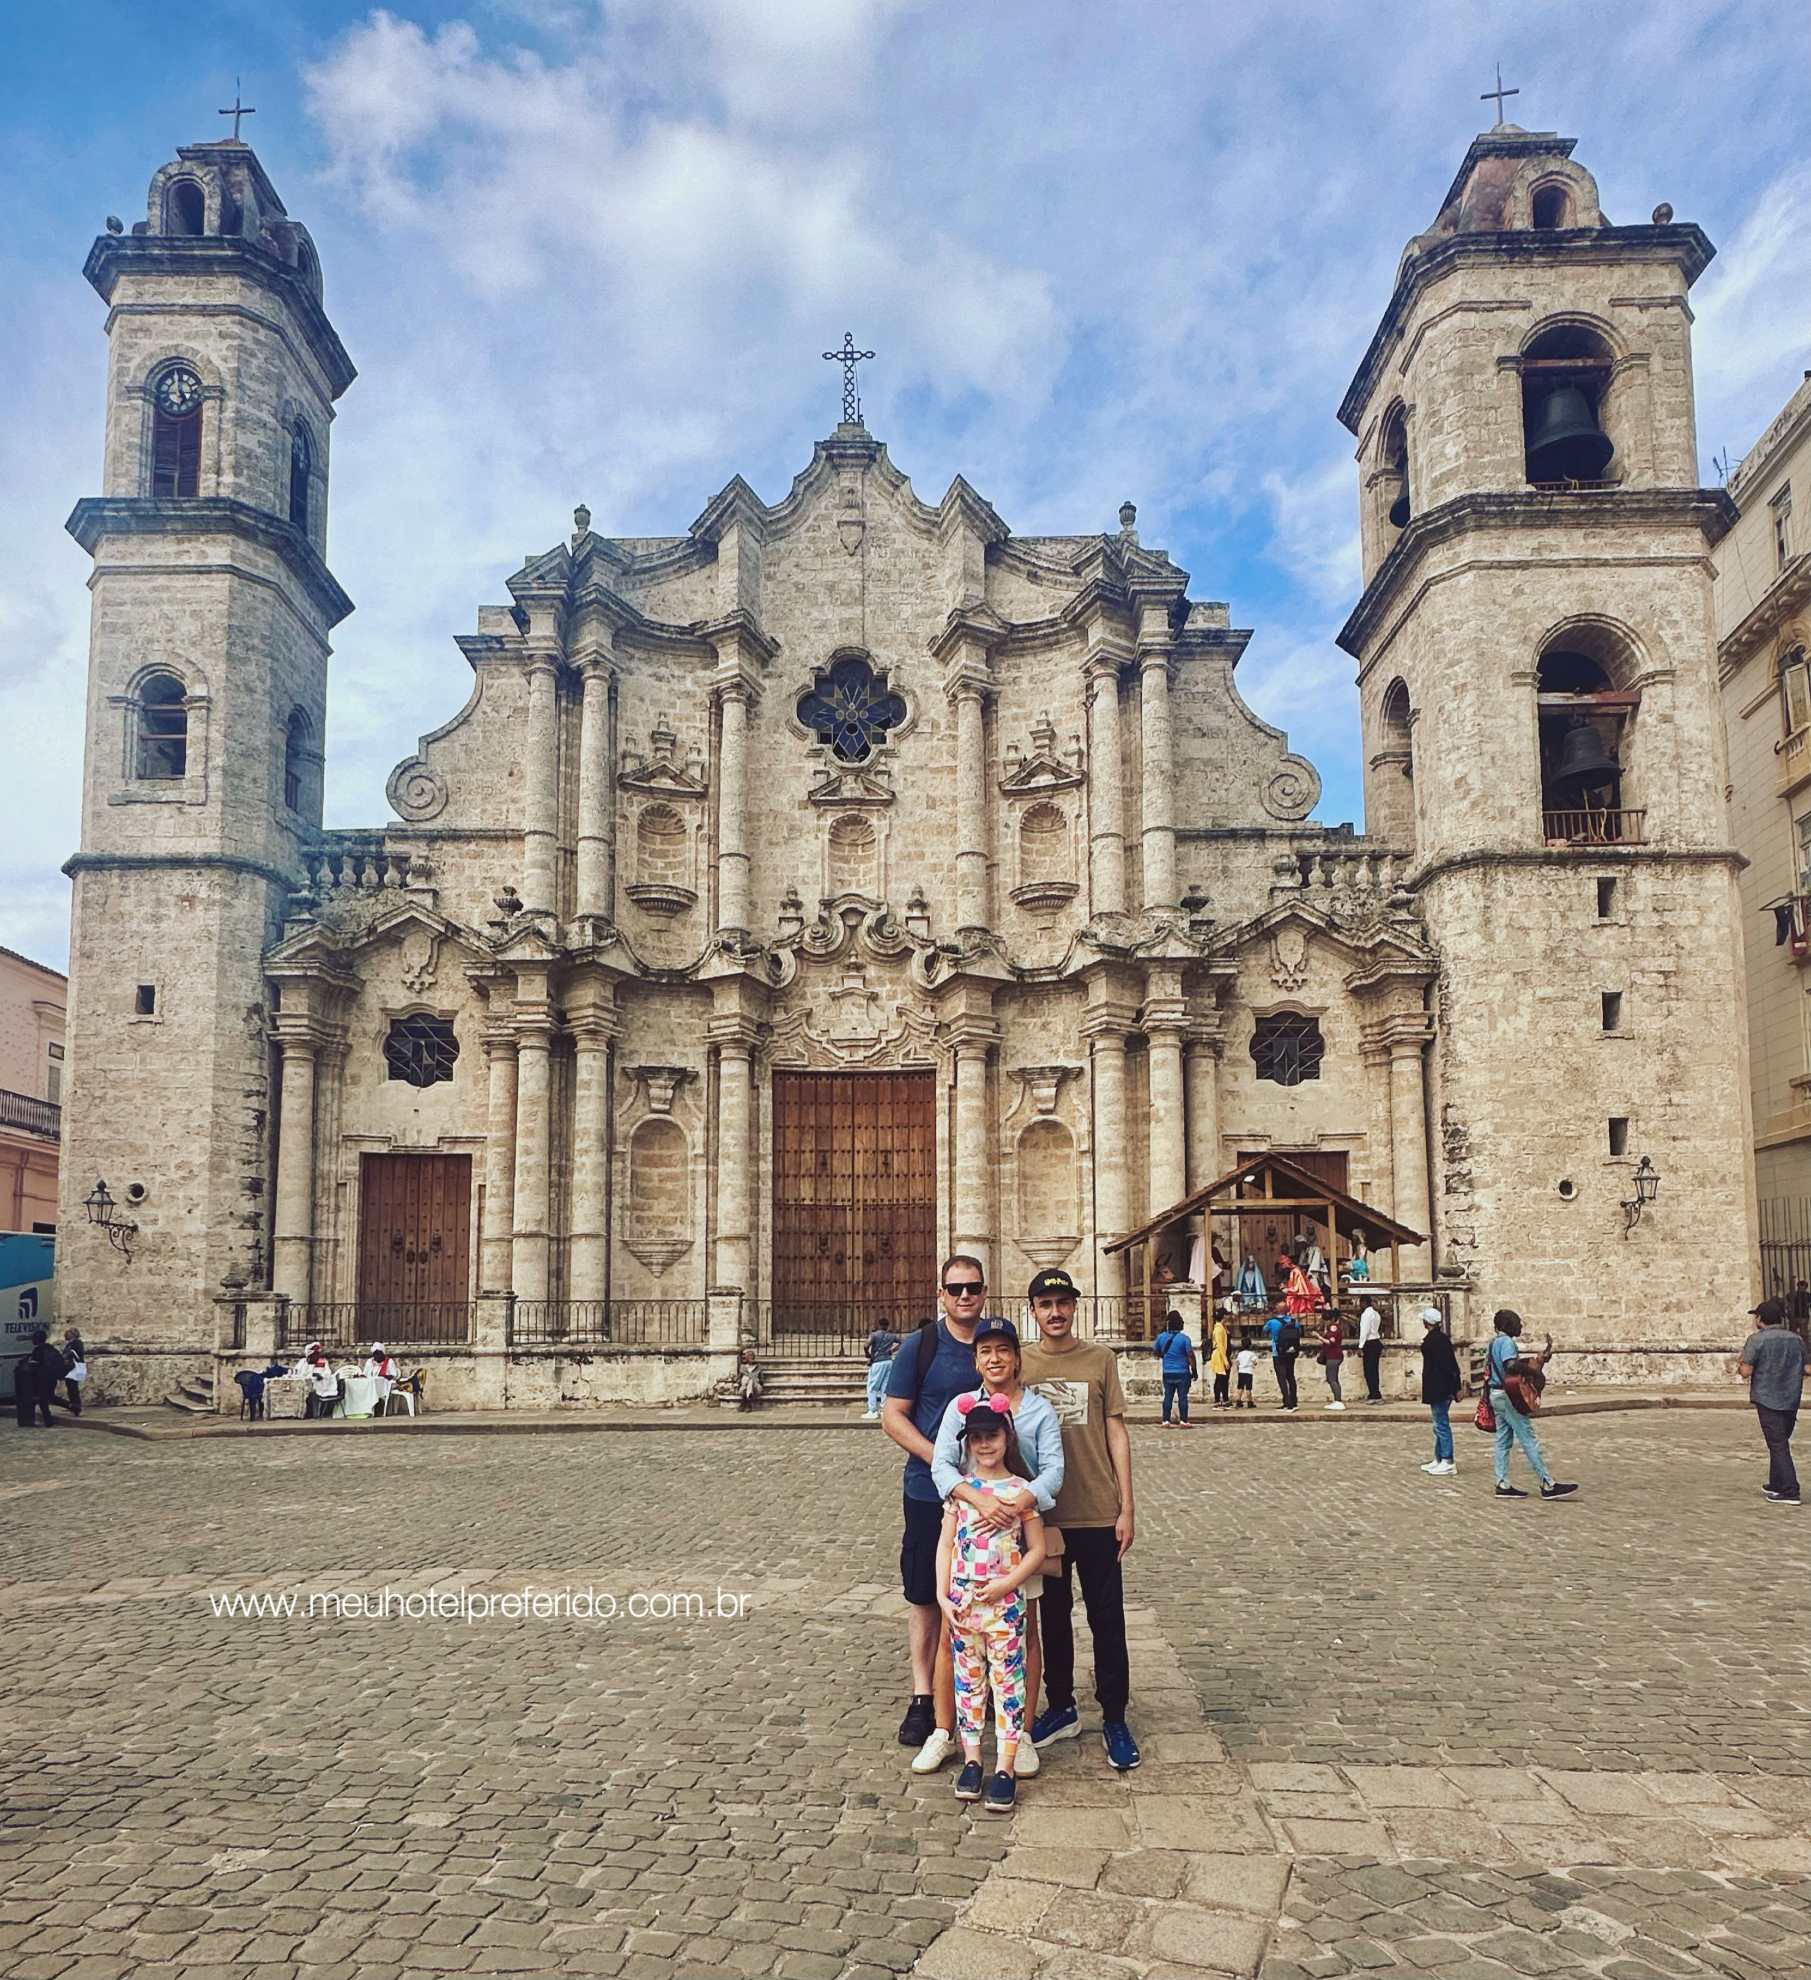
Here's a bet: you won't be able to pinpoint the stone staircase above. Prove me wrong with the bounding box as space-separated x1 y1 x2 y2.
755 1355 869 1410
164 1369 216 1415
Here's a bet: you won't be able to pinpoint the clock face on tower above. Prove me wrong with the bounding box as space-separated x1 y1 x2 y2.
154 366 202 418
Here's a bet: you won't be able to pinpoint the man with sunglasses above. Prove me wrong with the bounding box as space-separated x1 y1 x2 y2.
882 1255 994 1758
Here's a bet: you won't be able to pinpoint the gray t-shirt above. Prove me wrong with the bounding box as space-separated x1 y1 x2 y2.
1741 1327 1810 1411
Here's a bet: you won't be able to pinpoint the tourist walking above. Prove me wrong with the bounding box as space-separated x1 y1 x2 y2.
1265 1305 1300 1410
1318 1311 1346 1410
1357 1298 1383 1402
1233 1337 1257 1408
1487 1309 1577 1500
1418 1308 1462 1474
60 1328 87 1415
11 1330 65 1428
863 1321 902 1420
881 1256 986 1758
1738 1297 1810 1505
1021 1267 1141 1771
1208 1303 1232 1408
1152 1311 1197 1426
935 1395 1046 1812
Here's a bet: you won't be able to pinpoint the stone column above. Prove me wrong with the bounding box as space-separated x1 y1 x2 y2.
953 685 990 935
1143 992 1187 1219
271 1034 317 1306
1387 1026 1433 1280
480 1034 519 1292
568 996 616 1304
711 1016 757 1291
1086 655 1126 916
1138 650 1178 913
1184 1031 1222 1192
521 654 561 915
950 1025 997 1280
1087 1021 1131 1300
511 1016 554 1303
715 680 752 938
574 653 616 923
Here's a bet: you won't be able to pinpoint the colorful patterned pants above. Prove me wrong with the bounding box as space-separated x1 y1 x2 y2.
949 1586 1027 1754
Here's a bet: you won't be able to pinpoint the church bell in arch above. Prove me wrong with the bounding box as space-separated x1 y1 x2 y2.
1526 384 1614 483
1550 716 1620 798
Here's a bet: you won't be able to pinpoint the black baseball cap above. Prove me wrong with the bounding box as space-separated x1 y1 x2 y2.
1027 1267 1078 1302
1751 1297 1787 1322
973 1317 1020 1349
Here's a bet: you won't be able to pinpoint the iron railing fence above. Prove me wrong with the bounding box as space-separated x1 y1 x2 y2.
752 1300 934 1358
280 1301 474 1351
0 1090 60 1139
1759 1199 1811 1317
510 1299 709 1348
1541 806 1647 847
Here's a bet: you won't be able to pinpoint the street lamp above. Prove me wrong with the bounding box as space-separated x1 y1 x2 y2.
83 1177 138 1262
1621 1156 1660 1235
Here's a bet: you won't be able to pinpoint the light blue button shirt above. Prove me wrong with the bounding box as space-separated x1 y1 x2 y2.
931 1386 1065 1511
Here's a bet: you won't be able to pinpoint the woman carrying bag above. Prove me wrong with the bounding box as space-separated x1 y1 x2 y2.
1485 1309 1577 1500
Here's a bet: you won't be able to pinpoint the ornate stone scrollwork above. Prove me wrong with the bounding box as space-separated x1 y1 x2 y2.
385 757 449 822
1261 755 1322 822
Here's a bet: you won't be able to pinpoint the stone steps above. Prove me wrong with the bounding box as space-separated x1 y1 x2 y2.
756 1356 868 1408
164 1371 216 1415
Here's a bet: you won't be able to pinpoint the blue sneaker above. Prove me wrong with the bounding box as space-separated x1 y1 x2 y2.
1030 1702 1080 1747
1102 1721 1141 1771
953 1759 984 1802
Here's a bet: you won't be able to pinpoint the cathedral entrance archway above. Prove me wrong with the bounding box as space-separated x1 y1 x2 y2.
769 1070 936 1351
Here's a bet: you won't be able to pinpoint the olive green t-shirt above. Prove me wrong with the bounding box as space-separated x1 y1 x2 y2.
1020 1339 1127 1529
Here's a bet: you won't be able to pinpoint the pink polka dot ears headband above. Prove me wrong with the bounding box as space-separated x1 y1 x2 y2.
957 1391 1013 1421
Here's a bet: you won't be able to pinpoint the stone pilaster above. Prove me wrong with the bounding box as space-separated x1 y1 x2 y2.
480 1032 518 1293
1142 967 1188 1218
574 649 616 924
510 964 556 1301
567 978 618 1304
948 1018 1000 1281
1137 635 1178 914
710 1006 761 1292
1085 652 1128 916
1184 1025 1224 1194
703 616 774 942
1082 968 1141 1300
932 604 1003 938
270 1029 319 1305
1386 1022 1435 1281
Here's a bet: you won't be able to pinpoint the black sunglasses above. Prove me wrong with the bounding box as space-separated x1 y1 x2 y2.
942 1281 985 1296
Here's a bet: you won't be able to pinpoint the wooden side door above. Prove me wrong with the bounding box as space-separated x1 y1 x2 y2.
357 1153 472 1328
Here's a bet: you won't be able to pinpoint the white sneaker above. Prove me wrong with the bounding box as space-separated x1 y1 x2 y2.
860 1411 879 1421
1421 1459 1455 1475
1326 1400 1345 1411
911 1727 955 1773
1014 1739 1040 1777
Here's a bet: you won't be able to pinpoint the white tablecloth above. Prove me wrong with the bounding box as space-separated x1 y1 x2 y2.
335 1373 381 1418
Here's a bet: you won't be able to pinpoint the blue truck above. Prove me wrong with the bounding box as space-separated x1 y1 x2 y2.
0 1233 57 1405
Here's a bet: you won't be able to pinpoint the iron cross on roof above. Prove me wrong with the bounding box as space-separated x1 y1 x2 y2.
219 78 256 140
822 331 875 424
1480 62 1519 126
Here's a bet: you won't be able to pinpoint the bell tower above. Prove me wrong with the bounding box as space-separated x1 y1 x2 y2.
1337 122 1756 1342
58 136 355 1386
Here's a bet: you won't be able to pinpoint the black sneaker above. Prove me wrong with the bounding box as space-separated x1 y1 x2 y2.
1540 1482 1579 1500
953 1760 984 1802
1763 1489 1803 1504
1495 1484 1527 1498
897 1694 934 1748
982 1770 1016 1813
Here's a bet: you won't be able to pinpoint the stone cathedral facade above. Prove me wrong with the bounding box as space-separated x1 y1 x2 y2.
57 124 1756 1407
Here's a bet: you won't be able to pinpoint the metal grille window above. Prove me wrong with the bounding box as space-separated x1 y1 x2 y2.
797 655 906 763
136 672 188 778
1251 1012 1324 1087
384 1015 460 1089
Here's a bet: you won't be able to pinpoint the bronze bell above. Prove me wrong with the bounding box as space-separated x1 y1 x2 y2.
1551 719 1619 794
1388 489 1410 529
1527 385 1614 482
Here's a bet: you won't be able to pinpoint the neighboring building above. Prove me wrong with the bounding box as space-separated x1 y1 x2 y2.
1717 372 1811 1223
56 123 1755 1408
0 944 66 1233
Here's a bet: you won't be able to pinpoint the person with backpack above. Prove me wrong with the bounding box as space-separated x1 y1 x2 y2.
12 1329 66 1428
60 1328 88 1415
862 1322 902 1420
1151 1310 1197 1426
881 1256 988 1766
1264 1303 1302 1410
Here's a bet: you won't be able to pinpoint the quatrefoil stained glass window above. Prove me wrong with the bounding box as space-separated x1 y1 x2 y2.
384 1014 460 1089
1251 1013 1323 1087
796 655 906 763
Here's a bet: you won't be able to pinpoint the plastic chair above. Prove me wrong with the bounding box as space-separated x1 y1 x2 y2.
233 1369 266 1421
380 1374 416 1418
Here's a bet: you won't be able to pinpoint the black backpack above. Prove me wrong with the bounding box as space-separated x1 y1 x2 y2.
1278 1318 1302 1355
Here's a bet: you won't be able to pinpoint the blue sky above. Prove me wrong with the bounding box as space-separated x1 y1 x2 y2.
4 0 1809 973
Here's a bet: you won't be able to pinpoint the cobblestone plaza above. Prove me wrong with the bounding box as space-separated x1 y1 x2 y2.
3 1410 1809 1978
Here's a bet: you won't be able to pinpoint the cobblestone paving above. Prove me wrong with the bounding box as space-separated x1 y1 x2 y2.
1 1411 1807 1979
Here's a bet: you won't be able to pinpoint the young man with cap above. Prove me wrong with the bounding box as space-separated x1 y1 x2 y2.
882 1255 988 1758
1417 1307 1462 1475
1020 1267 1141 1771
1738 1297 1810 1505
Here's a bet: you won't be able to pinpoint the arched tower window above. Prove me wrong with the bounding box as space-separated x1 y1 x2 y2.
1522 323 1616 485
136 672 188 779
826 813 878 896
284 709 310 812
150 365 203 498
1370 678 1416 851
289 421 313 533
1536 629 1644 844
166 180 205 236
1531 184 1570 230
1380 404 1410 532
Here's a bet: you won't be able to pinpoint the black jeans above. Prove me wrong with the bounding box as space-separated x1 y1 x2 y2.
1757 1403 1800 1499
1212 1372 1229 1406
63 1379 83 1416
1362 1339 1383 1400
1275 1350 1299 1408
1040 1524 1130 1721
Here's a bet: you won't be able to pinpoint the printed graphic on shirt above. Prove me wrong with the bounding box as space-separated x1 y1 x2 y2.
1033 1378 1090 1428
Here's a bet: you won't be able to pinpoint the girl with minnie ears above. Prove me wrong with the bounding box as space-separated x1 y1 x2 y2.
933 1394 1046 1812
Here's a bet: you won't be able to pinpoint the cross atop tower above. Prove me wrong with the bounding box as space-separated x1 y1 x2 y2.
822 331 875 425
1479 62 1519 127
218 78 256 141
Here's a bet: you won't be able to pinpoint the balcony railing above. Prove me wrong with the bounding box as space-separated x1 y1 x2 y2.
280 1301 474 1351
0 1090 60 1140
1779 727 1811 799
1541 807 1647 847
511 1299 708 1348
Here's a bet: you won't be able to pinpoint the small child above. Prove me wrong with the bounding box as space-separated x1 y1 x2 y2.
1234 1335 1258 1409
935 1393 1046 1813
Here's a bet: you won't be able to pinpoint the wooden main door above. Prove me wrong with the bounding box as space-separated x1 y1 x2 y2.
357 1153 472 1338
771 1071 937 1339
